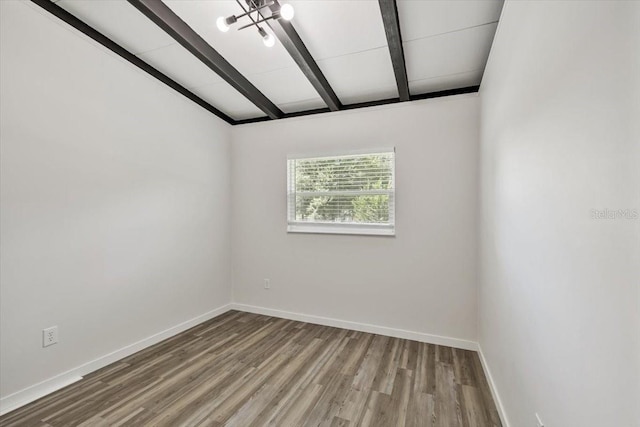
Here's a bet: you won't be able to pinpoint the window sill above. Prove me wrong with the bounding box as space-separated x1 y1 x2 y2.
287 224 395 237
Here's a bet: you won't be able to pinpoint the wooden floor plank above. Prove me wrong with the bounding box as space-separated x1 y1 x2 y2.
0 311 502 427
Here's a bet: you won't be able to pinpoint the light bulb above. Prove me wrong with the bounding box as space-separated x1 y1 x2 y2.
263 33 275 47
216 16 230 32
279 3 294 20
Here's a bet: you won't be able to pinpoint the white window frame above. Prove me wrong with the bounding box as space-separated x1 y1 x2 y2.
287 148 396 236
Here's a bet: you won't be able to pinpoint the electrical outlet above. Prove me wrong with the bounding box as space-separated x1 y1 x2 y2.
535 413 544 427
43 326 58 347
264 278 270 289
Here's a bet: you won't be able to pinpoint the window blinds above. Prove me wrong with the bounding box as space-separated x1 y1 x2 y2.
287 149 395 235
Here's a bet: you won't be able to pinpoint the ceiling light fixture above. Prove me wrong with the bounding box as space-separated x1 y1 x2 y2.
279 3 294 21
216 16 236 32
216 0 294 47
258 27 276 47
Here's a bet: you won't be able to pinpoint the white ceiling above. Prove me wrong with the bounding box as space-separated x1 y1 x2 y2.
403 22 499 92
288 0 396 104
55 0 503 121
398 0 502 95
397 0 503 42
56 0 266 120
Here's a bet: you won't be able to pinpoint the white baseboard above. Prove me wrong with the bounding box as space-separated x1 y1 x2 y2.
477 344 510 427
0 303 232 416
1 303 484 417
0 376 84 418
230 303 479 351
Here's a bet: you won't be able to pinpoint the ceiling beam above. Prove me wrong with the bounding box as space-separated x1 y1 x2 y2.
235 85 479 125
267 1 342 111
30 0 235 124
127 0 283 120
378 0 410 101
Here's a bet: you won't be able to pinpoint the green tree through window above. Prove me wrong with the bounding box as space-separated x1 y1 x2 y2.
287 151 395 235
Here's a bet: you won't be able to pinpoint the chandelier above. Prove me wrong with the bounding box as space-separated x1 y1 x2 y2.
216 0 295 47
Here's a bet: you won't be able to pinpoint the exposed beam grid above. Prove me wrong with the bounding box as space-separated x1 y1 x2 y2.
127 0 283 119
267 0 342 111
234 85 479 125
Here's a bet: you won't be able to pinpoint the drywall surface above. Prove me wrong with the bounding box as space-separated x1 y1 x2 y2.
0 0 232 400
231 95 480 344
478 1 640 426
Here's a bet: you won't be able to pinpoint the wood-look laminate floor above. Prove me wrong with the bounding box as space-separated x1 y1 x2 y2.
0 311 502 427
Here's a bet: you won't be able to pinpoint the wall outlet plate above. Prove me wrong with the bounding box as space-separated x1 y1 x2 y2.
264 278 270 289
43 326 58 347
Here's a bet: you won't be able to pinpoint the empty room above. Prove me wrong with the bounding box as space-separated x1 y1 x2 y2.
0 0 638 426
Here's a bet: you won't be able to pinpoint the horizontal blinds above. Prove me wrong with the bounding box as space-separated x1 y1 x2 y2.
287 150 395 229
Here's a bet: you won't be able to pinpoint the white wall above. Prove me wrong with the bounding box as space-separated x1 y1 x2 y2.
0 0 232 402
231 95 480 345
478 1 640 426
7 0 638 423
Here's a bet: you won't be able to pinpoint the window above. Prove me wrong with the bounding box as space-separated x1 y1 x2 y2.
287 149 395 236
